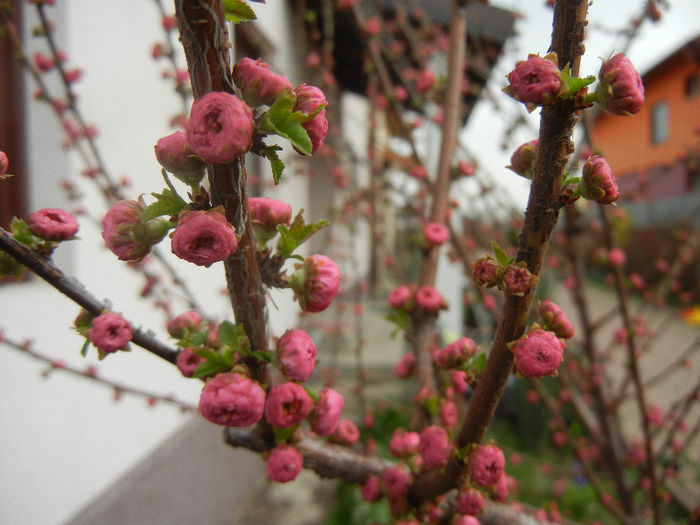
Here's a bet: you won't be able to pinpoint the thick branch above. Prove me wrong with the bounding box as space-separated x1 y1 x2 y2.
0 228 179 363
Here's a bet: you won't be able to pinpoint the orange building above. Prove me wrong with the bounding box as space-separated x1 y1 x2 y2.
590 35 700 209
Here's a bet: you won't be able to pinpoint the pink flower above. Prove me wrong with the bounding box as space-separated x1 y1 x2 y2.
389 428 420 458
423 222 449 246
415 285 445 313
88 312 132 353
248 197 292 242
102 200 170 261
538 299 574 339
392 85 409 102
454 516 481 525
580 156 619 204
418 425 452 469
289 254 340 313
388 285 413 309
451 370 469 394
434 337 476 369
232 57 293 108
472 256 501 287
383 465 412 499
468 444 505 487
198 372 265 427
185 91 254 164
506 55 561 105
333 419 360 446
364 17 381 36
310 387 344 436
439 399 458 428
608 248 626 266
293 84 328 153
264 382 313 429
500 264 536 295
33 52 54 72
360 476 383 502
265 445 303 483
166 310 204 339
507 139 538 178
28 208 79 241
409 165 428 180
394 352 416 379
154 130 205 186
171 210 237 267
456 487 484 516
277 329 317 383
161 15 178 31
0 150 8 175
510 328 564 377
415 68 436 92
176 347 206 378
597 54 645 116
458 159 475 176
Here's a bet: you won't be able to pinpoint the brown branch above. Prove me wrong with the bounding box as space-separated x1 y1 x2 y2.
0 228 179 363
409 0 590 505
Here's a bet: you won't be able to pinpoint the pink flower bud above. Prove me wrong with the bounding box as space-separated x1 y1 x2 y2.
434 337 476 369
154 131 205 186
248 197 292 242
264 381 313 429
360 475 383 502
538 299 574 339
388 284 413 309
293 84 328 153
383 465 412 499
265 444 303 483
472 256 500 287
277 329 317 383
166 310 204 338
454 516 481 525
416 68 436 92
232 57 294 108
597 53 645 116
310 387 344 436
451 369 469 394
171 210 237 267
418 425 451 469
500 264 536 295
102 200 171 261
409 165 428 180
608 248 626 266
185 91 253 164
415 285 445 313
507 139 538 178
364 17 381 36
289 254 340 313
88 312 132 353
468 444 505 487
28 208 79 241
510 328 564 377
175 347 206 378
394 352 416 379
457 159 475 176
33 52 54 72
198 372 265 427
389 428 420 458
439 399 458 428
333 418 360 446
422 222 449 246
506 55 561 105
0 150 8 175
456 487 484 516
580 156 619 204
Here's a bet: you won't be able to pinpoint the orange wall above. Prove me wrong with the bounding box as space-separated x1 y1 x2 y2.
590 54 700 176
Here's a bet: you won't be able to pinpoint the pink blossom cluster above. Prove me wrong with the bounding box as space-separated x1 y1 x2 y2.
289 254 341 313
433 337 476 369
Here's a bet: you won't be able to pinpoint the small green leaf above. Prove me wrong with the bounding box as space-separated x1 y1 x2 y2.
384 309 410 338
222 0 257 23
192 360 229 379
263 145 285 184
303 385 319 402
142 188 186 222
259 90 322 155
472 353 487 375
217 320 245 346
491 241 512 267
566 75 596 98
184 329 209 347
273 424 298 443
10 217 41 248
80 339 91 357
275 210 328 260
250 350 272 363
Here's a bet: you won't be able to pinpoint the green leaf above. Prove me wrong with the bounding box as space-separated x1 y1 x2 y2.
191 346 236 379
184 329 209 347
10 217 41 249
491 240 512 267
303 385 319 402
384 309 410 339
251 350 272 363
273 424 298 443
472 353 487 375
275 210 328 260
80 339 91 357
566 75 596 98
142 188 186 222
217 320 246 346
222 0 257 23
192 359 229 379
259 90 323 156
263 145 285 184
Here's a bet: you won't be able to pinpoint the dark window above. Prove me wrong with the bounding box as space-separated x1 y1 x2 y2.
685 73 699 97
650 101 669 144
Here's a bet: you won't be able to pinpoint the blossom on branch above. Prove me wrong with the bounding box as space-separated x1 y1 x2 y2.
88 312 132 354
198 373 265 427
265 444 303 483
171 210 237 267
29 208 79 241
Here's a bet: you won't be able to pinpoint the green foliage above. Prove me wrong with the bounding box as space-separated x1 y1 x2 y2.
10 217 42 249
222 0 257 23
257 90 324 156
142 187 186 221
491 240 514 267
0 250 26 279
262 145 285 184
324 483 390 525
275 210 328 260
561 64 596 98
383 309 410 338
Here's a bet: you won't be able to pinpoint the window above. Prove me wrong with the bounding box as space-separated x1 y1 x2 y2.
650 101 669 145
685 73 699 97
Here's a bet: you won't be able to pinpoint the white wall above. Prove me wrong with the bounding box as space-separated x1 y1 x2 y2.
0 2 303 524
